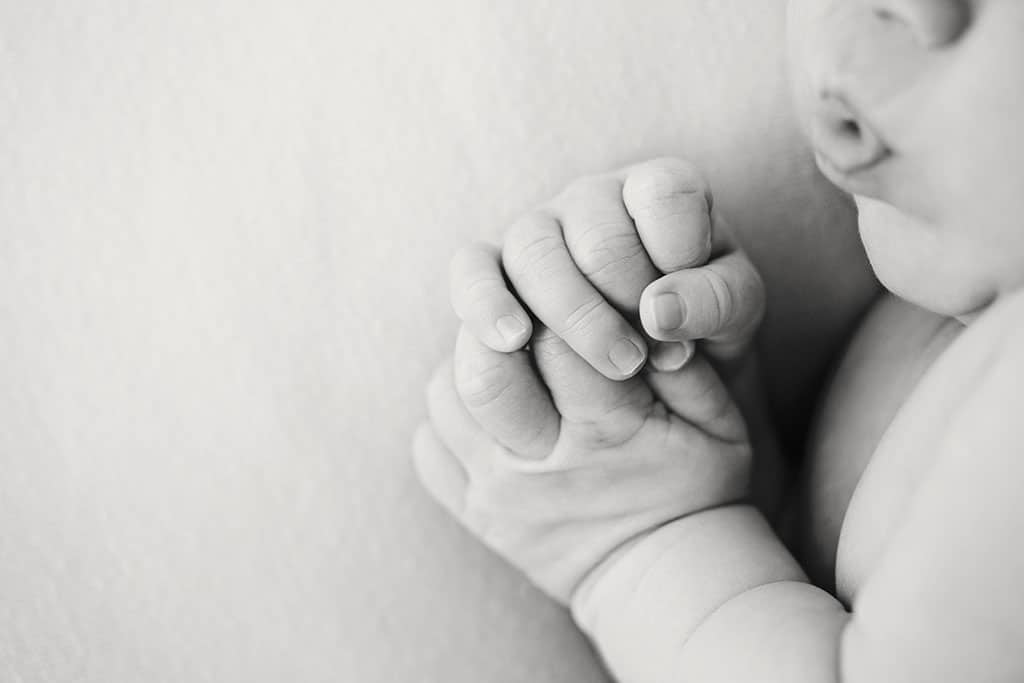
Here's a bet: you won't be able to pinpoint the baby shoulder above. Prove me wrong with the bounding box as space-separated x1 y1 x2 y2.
938 292 1024 457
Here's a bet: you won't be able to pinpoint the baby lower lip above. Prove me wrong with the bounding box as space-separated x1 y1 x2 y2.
814 149 888 199
816 147 891 178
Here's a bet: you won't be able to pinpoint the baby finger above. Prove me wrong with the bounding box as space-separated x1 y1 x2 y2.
450 242 533 352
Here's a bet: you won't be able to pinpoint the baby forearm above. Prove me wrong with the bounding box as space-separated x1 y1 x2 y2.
571 505 849 683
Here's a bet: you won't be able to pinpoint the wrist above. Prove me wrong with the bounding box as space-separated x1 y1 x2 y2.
570 505 806 682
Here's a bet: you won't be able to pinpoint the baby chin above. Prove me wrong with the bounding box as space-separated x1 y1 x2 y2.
856 197 999 322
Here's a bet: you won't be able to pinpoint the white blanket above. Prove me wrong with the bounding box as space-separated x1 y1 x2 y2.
0 2 870 681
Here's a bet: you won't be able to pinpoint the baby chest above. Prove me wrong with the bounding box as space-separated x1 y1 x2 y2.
832 305 1014 604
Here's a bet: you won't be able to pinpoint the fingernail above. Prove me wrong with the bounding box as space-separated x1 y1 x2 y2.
649 340 695 372
653 293 684 331
609 338 645 376
496 315 528 345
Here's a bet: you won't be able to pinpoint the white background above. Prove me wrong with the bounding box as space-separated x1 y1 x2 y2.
0 2 870 681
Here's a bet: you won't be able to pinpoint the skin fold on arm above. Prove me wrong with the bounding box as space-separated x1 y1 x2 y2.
572 297 1024 682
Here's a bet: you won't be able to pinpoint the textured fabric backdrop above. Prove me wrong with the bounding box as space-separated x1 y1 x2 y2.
0 2 872 681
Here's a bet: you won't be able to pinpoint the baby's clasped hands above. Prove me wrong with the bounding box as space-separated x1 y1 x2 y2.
413 158 769 603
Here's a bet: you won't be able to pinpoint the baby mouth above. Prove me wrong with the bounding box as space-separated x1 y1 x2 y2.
811 93 892 180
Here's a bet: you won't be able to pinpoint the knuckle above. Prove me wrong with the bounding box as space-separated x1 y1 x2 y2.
699 268 735 331
624 158 709 212
455 361 513 410
562 295 608 337
450 243 504 312
573 229 647 282
531 330 575 365
506 234 564 280
569 391 651 449
503 214 565 279
459 275 508 315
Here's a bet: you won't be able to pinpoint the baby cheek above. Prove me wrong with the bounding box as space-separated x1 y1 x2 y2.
920 91 1024 245
925 5 1024 226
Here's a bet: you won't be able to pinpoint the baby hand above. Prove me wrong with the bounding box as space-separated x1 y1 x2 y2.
414 160 766 603
448 158 765 373
414 328 751 604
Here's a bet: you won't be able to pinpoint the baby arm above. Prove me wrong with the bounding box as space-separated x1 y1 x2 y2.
415 159 1024 681
446 159 783 514
418 159 811 679
575 307 1024 683
418 159 765 601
